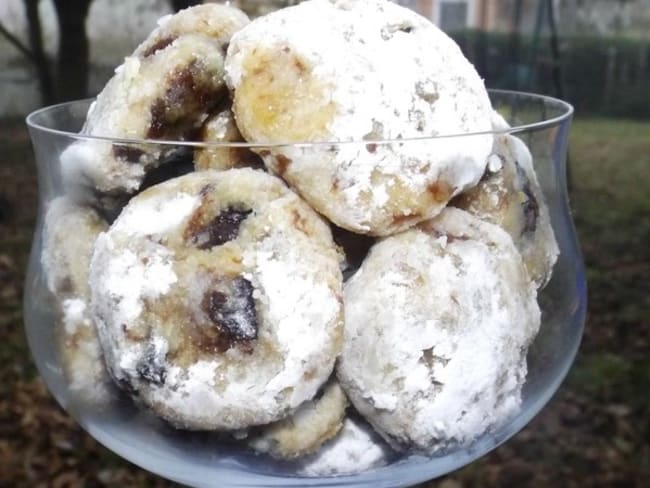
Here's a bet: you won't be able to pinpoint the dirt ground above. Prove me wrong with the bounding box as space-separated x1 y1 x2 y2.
0 117 647 487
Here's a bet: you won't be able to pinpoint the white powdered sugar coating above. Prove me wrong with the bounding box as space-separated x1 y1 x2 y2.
143 233 342 424
60 298 110 402
248 380 348 459
90 170 343 430
62 55 149 194
90 191 199 328
41 197 107 296
459 110 559 288
338 208 540 452
40 197 112 403
110 191 200 237
299 417 392 476
63 21 231 196
60 138 146 195
84 55 145 138
245 240 340 407
84 32 225 142
89 189 191 385
490 109 511 131
205 110 232 140
91 237 177 327
226 0 493 234
507 134 559 287
487 153 503 173
62 298 88 335
141 3 249 51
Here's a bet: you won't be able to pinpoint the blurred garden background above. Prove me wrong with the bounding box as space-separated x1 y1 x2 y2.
0 0 648 486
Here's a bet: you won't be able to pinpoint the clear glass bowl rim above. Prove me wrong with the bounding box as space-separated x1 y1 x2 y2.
25 89 574 149
23 86 585 487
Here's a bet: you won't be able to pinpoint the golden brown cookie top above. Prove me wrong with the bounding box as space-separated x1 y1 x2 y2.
225 0 494 235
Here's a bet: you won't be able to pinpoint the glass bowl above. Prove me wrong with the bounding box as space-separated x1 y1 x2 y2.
24 90 585 487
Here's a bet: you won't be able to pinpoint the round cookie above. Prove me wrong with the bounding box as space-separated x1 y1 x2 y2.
42 197 107 297
135 3 250 58
89 169 344 430
41 197 111 402
62 34 227 197
248 379 348 459
194 101 263 171
225 0 493 235
298 416 393 476
337 207 540 452
61 4 250 208
451 116 559 288
58 296 111 403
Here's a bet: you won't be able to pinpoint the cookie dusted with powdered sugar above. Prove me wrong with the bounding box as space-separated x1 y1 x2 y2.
225 0 493 235
89 169 343 430
338 208 540 452
134 3 250 58
41 197 112 403
248 379 348 459
62 34 227 197
298 416 393 475
61 4 249 207
451 113 559 288
42 197 107 297
194 101 263 171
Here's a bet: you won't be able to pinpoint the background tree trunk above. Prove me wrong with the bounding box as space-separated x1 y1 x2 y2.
509 0 524 90
23 0 54 105
170 0 201 12
52 0 92 102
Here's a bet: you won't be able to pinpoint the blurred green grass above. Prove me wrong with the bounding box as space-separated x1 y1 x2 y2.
569 117 649 360
570 118 649 249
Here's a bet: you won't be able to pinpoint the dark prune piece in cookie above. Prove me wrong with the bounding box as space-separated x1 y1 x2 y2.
189 206 253 249
201 277 258 350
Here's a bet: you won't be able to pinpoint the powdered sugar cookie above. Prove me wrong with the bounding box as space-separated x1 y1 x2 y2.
135 3 249 58
338 208 540 452
194 102 263 171
61 34 227 198
57 296 112 404
41 197 111 402
225 0 493 235
452 122 559 288
299 415 393 476
248 379 348 459
61 4 250 208
42 198 107 297
90 169 343 430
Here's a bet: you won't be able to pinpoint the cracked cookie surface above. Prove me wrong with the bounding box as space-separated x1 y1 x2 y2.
337 208 540 452
90 169 343 430
225 0 493 235
452 113 559 288
61 4 249 209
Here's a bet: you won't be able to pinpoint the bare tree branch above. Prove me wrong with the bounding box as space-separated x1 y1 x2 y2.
0 21 35 62
23 0 55 105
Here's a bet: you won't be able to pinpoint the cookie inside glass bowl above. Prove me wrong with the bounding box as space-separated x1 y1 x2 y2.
23 1 584 486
